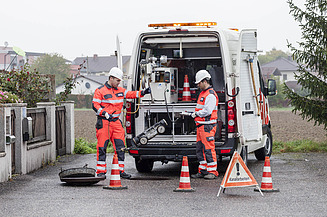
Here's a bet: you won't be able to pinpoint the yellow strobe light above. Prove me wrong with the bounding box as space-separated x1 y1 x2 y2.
148 22 217 28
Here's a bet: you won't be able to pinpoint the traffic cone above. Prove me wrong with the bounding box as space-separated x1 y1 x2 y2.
255 156 279 192
103 154 128 190
174 156 195 192
182 75 192 101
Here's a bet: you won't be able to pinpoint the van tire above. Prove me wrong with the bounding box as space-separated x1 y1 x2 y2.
254 128 272 160
135 158 154 173
240 146 248 166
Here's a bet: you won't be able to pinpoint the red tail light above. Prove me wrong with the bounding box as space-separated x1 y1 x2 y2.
129 149 139 154
227 99 236 133
220 149 231 154
126 102 132 134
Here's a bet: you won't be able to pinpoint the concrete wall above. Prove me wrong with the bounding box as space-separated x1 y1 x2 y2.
0 105 12 182
0 102 74 183
0 103 27 182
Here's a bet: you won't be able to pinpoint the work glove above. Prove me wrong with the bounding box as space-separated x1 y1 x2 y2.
191 112 197 119
141 87 151 96
104 112 113 120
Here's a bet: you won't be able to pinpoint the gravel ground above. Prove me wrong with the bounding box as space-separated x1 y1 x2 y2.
75 110 327 143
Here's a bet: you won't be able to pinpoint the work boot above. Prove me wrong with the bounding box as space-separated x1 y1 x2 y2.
97 173 106 179
191 172 205 179
204 173 218 180
120 171 131 179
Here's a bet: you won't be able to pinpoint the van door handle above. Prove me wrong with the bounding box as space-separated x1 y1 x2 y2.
227 87 240 97
242 111 254 115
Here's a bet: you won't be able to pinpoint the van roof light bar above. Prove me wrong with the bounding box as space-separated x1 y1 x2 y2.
148 22 217 28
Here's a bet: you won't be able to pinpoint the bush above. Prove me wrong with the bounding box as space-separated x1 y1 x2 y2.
0 90 23 104
74 138 97 154
268 78 289 107
0 64 51 107
73 138 115 154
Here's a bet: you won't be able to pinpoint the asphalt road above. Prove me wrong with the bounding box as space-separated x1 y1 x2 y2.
0 152 326 217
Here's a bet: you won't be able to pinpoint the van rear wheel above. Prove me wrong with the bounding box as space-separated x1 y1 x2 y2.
135 158 154 173
240 146 248 166
254 129 272 160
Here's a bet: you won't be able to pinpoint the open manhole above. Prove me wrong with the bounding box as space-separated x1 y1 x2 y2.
59 165 105 185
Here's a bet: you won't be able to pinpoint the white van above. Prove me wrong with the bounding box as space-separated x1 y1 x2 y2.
122 22 277 172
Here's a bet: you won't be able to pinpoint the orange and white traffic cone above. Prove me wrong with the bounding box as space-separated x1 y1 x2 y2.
174 156 195 192
255 156 279 192
182 75 191 102
103 154 128 190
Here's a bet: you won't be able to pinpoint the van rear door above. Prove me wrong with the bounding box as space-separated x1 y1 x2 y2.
236 30 262 147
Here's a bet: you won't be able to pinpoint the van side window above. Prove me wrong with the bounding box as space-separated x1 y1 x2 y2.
257 61 266 96
206 65 224 92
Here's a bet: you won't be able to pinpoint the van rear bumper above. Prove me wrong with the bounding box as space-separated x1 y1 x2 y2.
128 138 238 162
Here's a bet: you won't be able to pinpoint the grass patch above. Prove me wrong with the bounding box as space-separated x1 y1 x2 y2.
74 138 114 154
273 140 327 153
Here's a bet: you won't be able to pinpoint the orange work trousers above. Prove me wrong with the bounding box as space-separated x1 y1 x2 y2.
196 124 218 176
95 117 126 175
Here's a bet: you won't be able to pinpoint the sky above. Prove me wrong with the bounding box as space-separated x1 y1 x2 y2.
2 0 306 61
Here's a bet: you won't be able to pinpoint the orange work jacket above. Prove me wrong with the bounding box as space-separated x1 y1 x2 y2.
194 87 218 125
92 82 143 118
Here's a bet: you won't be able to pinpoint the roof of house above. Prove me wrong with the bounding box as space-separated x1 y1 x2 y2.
72 55 130 73
80 74 107 85
261 67 282 77
262 57 299 71
285 80 301 90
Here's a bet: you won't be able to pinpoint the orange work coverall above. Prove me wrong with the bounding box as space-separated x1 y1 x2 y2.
92 82 144 175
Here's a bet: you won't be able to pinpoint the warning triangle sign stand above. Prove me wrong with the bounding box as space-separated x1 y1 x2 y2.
217 151 263 197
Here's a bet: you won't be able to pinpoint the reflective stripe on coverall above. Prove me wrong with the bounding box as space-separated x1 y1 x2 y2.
194 87 219 176
93 82 143 174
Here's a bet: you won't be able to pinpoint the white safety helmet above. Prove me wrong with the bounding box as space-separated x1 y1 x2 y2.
195 70 211 84
108 67 123 80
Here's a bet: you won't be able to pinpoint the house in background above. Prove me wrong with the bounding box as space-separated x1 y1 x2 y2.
261 67 281 82
70 54 130 77
67 54 131 93
261 57 299 82
55 74 108 108
56 74 107 95
0 46 44 71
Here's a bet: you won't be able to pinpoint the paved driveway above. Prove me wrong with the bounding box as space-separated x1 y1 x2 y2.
0 153 326 216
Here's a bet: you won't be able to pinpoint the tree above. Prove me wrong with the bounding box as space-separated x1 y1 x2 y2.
31 53 70 85
258 48 291 64
284 0 327 129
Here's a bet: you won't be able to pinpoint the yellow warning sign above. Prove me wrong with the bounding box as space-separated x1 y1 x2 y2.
218 151 263 196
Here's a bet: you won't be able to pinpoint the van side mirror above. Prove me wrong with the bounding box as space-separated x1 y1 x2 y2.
267 79 277 96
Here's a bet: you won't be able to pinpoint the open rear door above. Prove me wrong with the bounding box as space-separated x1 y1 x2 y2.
236 30 262 148
116 35 123 70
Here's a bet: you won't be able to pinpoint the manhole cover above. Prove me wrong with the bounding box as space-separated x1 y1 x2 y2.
59 165 105 185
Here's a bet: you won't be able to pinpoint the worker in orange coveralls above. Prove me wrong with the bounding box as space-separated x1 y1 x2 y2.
191 70 219 179
92 67 151 179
